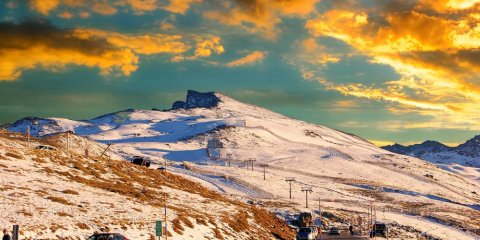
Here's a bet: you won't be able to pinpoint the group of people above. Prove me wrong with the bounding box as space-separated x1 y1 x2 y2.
2 229 11 240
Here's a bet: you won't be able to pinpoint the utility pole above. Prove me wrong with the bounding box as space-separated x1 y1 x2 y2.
260 164 268 180
27 126 30 148
164 193 168 240
226 153 232 167
66 131 70 154
301 187 313 208
318 197 323 240
285 177 295 199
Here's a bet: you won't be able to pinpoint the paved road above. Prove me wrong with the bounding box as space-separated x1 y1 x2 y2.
316 233 369 239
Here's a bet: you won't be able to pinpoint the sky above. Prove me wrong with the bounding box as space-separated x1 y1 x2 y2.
0 0 479 146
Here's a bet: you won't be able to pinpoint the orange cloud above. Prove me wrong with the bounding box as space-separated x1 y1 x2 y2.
0 21 137 80
160 0 201 14
0 21 210 81
73 29 190 55
93 1 118 15
26 0 203 16
418 0 480 12
300 1 480 130
29 0 60 15
226 51 267 67
171 36 225 62
57 11 74 19
204 0 319 39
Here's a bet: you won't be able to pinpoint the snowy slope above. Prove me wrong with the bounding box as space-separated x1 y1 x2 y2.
383 138 480 183
5 90 480 239
0 129 294 240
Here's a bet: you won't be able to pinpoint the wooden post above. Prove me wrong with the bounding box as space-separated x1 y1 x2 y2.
27 126 30 148
164 193 168 240
318 197 323 239
66 131 70 153
12 225 19 240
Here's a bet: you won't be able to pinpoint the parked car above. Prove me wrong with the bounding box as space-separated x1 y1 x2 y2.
374 223 388 237
296 227 318 240
87 233 129 240
329 227 341 235
131 156 151 167
35 145 58 151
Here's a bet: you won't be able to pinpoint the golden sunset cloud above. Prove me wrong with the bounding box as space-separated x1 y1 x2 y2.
302 1 480 129
204 0 319 40
27 0 201 17
226 51 267 67
0 21 220 81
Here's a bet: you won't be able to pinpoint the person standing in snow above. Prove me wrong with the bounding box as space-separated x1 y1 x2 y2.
2 229 11 240
349 225 354 235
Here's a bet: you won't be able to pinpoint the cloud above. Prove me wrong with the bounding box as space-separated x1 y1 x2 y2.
300 1 480 130
203 0 319 39
0 20 219 81
26 0 202 16
73 29 190 55
29 0 60 15
93 1 118 15
26 0 199 17
0 20 137 80
225 50 267 67
160 0 201 14
171 36 225 62
57 11 74 19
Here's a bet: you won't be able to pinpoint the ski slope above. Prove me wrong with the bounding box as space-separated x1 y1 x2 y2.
5 91 480 239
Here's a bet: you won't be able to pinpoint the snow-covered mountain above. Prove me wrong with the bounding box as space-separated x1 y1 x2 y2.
3 90 480 239
382 137 480 182
383 138 480 166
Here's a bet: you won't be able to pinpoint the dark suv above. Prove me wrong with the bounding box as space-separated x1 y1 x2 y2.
131 156 151 167
87 233 129 240
370 223 388 237
374 223 388 237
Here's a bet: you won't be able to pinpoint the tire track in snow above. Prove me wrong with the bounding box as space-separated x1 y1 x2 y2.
245 126 354 161
170 167 273 199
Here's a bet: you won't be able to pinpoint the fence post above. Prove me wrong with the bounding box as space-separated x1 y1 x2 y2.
12 225 19 240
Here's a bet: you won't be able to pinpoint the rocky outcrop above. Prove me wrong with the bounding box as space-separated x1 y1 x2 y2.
171 101 186 110
172 90 221 109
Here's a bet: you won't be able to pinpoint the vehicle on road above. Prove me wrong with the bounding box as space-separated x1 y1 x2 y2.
373 223 388 237
131 156 151 167
296 226 318 240
87 233 129 240
329 227 341 235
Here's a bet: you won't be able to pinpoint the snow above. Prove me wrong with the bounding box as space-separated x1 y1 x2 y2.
4 92 480 239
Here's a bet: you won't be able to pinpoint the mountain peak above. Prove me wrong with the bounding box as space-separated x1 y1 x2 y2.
172 90 222 110
382 136 480 166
